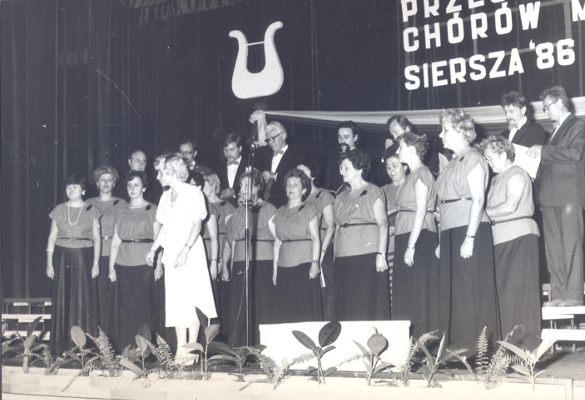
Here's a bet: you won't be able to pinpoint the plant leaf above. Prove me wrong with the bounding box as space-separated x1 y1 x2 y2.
436 333 447 361
367 333 388 356
510 364 530 376
31 344 45 352
27 316 43 338
209 341 238 356
135 334 148 354
307 366 318 373
138 323 152 343
352 340 369 357
119 357 143 375
195 307 209 329
324 366 337 376
182 342 204 353
292 330 317 352
418 343 436 370
65 350 81 362
320 345 335 357
208 355 237 363
318 321 342 347
534 339 556 360
373 361 392 374
534 369 546 379
70 326 86 349
205 325 220 342
497 340 529 360
23 334 37 350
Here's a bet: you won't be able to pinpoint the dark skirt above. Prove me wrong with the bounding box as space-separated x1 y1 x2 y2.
108 264 156 352
439 223 500 349
393 230 441 339
226 259 273 347
335 253 391 321
217 278 231 341
495 234 541 351
274 263 323 324
321 244 335 321
97 255 111 334
50 246 100 354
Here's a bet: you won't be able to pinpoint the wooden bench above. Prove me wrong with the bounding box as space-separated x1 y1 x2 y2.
2 298 52 341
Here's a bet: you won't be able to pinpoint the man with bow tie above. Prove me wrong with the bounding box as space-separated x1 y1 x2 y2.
257 121 305 208
180 141 211 175
500 91 547 148
218 133 246 205
527 86 585 307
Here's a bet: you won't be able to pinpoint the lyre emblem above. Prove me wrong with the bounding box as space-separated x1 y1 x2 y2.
229 21 284 99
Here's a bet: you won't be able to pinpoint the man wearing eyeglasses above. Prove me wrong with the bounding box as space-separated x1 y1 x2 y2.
500 91 547 148
527 86 585 307
257 121 305 207
179 141 211 175
115 150 161 205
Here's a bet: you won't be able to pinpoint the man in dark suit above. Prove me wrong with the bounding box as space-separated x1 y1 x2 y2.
115 150 161 204
217 133 246 205
528 86 585 307
257 121 305 208
180 141 211 174
500 91 547 147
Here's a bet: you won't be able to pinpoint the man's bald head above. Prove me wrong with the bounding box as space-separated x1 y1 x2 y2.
128 150 147 172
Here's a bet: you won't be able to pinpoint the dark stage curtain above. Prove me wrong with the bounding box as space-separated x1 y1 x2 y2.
2 0 583 300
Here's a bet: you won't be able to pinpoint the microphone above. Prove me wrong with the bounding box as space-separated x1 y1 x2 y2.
250 142 262 151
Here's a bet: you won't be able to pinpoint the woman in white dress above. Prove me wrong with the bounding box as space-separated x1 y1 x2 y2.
146 153 217 362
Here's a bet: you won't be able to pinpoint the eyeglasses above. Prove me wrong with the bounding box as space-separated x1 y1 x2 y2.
265 132 284 144
98 178 114 183
181 150 194 155
543 99 557 113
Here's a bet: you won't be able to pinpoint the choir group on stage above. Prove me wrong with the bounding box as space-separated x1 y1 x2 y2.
46 86 585 361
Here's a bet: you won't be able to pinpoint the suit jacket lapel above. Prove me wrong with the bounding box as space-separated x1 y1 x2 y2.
549 115 573 145
512 123 529 145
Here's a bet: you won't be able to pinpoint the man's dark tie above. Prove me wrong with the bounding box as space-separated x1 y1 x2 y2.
273 150 284 157
227 160 239 166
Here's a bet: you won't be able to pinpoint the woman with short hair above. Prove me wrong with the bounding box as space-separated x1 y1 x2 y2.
435 109 500 348
393 132 440 338
480 135 540 350
108 170 162 351
269 169 322 323
87 165 126 334
222 170 277 346
146 153 217 364
333 149 390 321
46 174 102 354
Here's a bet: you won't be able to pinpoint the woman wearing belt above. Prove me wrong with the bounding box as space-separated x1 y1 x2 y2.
393 132 440 338
297 162 336 321
86 166 127 334
269 169 323 323
380 145 407 305
222 170 277 346
333 149 389 321
480 136 540 350
108 170 162 351
46 174 102 354
435 109 500 348
146 153 217 364
202 171 235 337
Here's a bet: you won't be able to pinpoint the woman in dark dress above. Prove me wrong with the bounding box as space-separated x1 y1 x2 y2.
380 145 407 304
222 170 277 346
480 135 541 350
108 171 162 351
87 165 127 334
333 149 390 321
435 109 500 348
269 169 323 323
46 174 101 354
393 132 440 338
202 171 236 336
297 162 336 321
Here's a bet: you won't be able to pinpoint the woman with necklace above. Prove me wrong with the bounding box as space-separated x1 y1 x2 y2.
86 166 127 334
435 109 499 349
480 136 540 350
269 169 323 323
107 171 162 352
392 132 440 338
46 174 102 354
146 153 216 364
380 145 408 306
333 149 390 321
222 170 277 346
296 162 336 321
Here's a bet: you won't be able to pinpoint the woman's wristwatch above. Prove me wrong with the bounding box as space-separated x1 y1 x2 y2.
377 252 387 256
